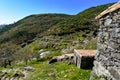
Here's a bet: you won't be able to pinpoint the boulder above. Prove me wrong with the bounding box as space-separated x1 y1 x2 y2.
49 58 57 64
24 66 35 71
40 51 51 58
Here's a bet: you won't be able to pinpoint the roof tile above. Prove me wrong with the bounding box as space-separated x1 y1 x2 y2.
74 49 96 57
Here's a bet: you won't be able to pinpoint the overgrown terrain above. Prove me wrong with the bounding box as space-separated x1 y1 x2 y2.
0 3 113 80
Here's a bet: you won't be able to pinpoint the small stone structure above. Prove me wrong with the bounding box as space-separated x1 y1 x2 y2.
90 2 120 80
64 53 74 59
74 49 96 69
49 54 74 64
64 53 74 64
55 55 65 62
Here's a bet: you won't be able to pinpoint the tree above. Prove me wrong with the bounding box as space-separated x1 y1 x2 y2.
0 43 18 67
17 45 34 65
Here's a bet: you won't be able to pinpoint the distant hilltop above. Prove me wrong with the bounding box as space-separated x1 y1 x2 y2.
0 24 6 28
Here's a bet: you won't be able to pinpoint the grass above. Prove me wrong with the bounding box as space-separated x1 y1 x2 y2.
0 67 5 70
26 60 91 80
86 38 97 50
0 56 91 80
0 36 95 80
48 50 62 58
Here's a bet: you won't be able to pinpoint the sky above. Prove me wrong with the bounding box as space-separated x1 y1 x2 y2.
0 0 119 24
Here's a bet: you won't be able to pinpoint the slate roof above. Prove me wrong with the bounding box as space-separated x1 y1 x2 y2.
74 49 96 57
96 2 120 19
64 53 74 57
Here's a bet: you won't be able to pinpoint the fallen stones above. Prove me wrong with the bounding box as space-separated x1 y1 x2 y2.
24 66 35 71
49 58 57 64
40 51 51 58
49 55 65 64
0 67 30 80
49 53 74 64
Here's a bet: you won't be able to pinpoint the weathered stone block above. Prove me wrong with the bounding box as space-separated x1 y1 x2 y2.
99 55 108 61
104 19 112 26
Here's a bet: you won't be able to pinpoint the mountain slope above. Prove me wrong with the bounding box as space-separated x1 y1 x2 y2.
0 3 113 46
47 3 113 36
0 14 71 44
0 24 6 28
0 3 115 79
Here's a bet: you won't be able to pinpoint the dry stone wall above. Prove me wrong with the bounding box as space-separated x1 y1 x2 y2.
90 9 120 80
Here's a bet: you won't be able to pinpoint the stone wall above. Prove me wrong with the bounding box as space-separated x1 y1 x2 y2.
74 52 81 68
90 9 120 80
74 51 95 69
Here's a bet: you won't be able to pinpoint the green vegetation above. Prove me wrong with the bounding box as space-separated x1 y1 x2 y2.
47 3 113 35
0 3 114 80
0 14 71 44
0 3 113 45
24 60 91 80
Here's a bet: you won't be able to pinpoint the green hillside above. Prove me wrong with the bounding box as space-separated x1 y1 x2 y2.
0 3 114 80
47 3 113 36
0 14 71 44
0 3 113 45
0 3 113 60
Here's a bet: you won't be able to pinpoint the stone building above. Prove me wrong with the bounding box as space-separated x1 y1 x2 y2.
74 49 96 69
90 2 120 80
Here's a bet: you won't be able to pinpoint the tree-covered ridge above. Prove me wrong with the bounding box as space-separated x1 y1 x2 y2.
0 3 113 44
0 14 71 44
47 3 113 36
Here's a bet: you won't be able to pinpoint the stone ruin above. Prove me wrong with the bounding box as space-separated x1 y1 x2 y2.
74 49 96 69
90 2 120 80
49 53 74 64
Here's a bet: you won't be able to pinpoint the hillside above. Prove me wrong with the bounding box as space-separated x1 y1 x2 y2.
47 3 113 36
0 3 114 80
0 14 71 44
0 3 113 45
0 24 6 28
0 3 113 62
